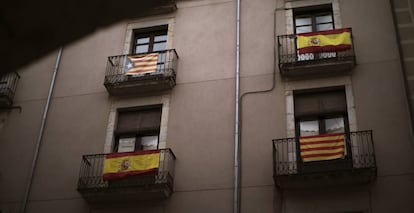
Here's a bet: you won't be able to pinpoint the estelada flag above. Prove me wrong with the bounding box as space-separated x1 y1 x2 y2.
103 150 160 181
299 133 345 162
124 53 159 75
297 28 352 54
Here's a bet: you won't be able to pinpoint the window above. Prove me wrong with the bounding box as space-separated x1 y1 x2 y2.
294 87 348 137
130 25 169 73
113 105 162 153
294 4 334 34
294 87 352 172
132 25 168 54
294 4 335 61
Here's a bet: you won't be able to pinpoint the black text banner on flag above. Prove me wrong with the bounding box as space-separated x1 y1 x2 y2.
299 133 345 162
124 53 159 75
297 28 352 54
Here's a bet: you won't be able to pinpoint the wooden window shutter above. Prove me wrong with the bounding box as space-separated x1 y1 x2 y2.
116 107 162 134
294 89 347 117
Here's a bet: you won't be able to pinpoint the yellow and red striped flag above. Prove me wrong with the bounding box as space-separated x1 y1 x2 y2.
299 133 345 162
125 53 159 75
297 28 352 54
103 150 160 181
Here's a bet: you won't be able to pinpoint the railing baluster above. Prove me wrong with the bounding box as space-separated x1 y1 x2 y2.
104 49 178 92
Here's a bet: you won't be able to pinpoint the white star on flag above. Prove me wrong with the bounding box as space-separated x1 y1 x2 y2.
126 62 133 69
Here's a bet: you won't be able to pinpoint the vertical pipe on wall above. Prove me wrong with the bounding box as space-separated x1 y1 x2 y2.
236 6 278 213
21 47 63 213
234 0 241 212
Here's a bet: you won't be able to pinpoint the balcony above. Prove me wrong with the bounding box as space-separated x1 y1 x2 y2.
0 72 20 108
104 49 178 96
77 149 176 203
273 131 377 189
278 28 356 78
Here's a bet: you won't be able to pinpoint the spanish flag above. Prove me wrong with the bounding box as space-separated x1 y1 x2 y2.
125 53 159 75
103 150 160 181
299 133 345 162
297 28 352 54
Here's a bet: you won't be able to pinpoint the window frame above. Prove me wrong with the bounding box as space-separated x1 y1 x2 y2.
114 131 160 153
132 25 168 54
293 87 353 173
293 4 335 34
113 105 162 153
296 113 349 137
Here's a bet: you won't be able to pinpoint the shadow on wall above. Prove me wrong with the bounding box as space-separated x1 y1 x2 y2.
0 0 176 74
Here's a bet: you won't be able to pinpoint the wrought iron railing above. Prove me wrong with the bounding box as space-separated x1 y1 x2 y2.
104 49 178 85
0 71 20 107
273 130 376 176
277 28 355 67
77 149 176 192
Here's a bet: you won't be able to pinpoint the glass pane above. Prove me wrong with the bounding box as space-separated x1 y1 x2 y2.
157 52 166 62
316 15 332 24
141 136 158 150
137 37 149 44
153 42 166 51
316 23 333 31
296 26 312 34
118 137 136 152
295 17 312 26
325 117 345 134
299 120 319 137
154 35 167 42
135 45 149 54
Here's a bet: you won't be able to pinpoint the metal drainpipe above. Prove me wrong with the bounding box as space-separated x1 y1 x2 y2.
21 47 63 213
235 5 280 213
234 0 241 212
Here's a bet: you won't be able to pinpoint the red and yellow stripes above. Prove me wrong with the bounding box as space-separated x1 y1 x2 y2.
299 133 345 162
103 150 160 181
126 53 159 75
297 28 352 54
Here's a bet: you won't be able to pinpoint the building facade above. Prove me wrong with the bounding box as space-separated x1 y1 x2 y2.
1 0 413 213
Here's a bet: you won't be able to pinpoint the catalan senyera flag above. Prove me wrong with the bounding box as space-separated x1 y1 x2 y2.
297 28 352 54
299 133 345 162
125 53 159 75
103 150 160 181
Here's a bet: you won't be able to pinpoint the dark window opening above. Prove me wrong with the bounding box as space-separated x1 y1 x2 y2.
294 4 334 34
294 86 349 137
132 25 168 54
114 105 162 153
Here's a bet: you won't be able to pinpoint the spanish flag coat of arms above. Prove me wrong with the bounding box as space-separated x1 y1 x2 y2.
103 150 160 181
